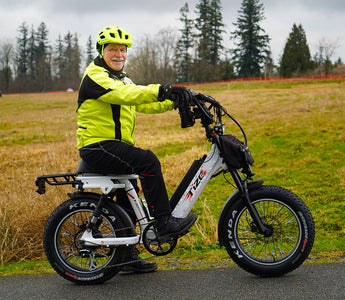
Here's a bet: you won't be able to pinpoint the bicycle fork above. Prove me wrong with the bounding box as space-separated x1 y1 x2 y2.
231 170 273 237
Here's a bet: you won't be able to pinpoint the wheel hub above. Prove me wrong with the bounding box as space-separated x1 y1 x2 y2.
250 216 282 240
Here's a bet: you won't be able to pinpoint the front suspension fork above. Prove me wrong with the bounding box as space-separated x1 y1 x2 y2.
231 171 272 237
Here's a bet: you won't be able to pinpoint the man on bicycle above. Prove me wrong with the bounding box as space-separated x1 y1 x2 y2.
77 26 197 273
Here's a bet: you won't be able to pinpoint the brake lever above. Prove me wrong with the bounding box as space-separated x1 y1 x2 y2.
195 93 220 107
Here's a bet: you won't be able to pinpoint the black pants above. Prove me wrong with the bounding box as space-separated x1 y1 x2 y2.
79 140 171 218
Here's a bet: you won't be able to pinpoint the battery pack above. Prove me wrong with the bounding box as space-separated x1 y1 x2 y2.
169 155 206 210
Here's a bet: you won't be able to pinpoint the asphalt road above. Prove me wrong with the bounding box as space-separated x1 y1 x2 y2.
0 262 344 299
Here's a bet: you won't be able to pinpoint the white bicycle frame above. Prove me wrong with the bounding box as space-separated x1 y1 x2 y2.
78 143 226 247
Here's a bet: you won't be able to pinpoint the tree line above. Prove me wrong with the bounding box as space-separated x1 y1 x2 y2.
0 0 343 93
0 21 88 93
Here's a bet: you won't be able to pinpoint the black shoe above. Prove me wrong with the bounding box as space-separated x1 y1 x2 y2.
121 247 158 273
155 214 198 240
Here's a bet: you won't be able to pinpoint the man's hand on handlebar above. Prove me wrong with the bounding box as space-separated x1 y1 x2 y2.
158 84 195 128
158 84 188 106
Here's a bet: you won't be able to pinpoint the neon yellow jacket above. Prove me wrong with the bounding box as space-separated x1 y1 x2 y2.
77 57 174 149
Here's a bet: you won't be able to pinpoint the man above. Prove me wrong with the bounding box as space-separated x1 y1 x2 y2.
77 26 197 273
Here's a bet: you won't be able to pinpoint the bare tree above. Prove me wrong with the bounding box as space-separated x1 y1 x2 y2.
0 41 14 92
316 38 339 75
126 27 177 85
125 35 159 84
156 27 177 84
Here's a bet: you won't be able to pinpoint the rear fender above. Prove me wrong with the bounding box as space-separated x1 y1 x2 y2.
68 191 136 236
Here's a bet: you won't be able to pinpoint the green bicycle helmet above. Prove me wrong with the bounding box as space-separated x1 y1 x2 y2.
96 26 132 56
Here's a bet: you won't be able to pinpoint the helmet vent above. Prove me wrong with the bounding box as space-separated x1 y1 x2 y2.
117 29 123 39
109 33 115 38
125 35 129 39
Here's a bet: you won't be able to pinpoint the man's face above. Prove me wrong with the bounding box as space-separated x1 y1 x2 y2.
103 43 127 71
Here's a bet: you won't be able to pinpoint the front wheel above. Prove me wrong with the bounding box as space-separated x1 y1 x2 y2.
43 197 129 284
219 185 314 276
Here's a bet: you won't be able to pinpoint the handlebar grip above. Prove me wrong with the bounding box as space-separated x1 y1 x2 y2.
179 102 195 128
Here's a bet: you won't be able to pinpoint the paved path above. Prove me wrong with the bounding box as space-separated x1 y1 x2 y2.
1 263 344 299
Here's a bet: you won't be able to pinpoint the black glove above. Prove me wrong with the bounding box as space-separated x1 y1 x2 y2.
159 85 194 128
158 84 188 104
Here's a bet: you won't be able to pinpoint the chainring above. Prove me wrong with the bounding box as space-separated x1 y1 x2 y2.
142 222 177 256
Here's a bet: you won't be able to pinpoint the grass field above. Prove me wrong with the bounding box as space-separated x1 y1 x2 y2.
0 78 344 274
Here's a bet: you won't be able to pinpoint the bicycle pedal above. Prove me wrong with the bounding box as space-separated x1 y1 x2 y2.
158 229 190 243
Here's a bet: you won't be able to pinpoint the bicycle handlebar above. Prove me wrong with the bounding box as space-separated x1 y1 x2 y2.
178 89 248 146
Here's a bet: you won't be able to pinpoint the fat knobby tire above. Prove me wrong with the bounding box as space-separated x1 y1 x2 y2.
43 197 128 284
219 185 315 277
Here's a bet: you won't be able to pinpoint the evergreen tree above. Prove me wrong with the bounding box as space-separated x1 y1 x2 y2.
279 24 312 77
64 32 73 65
54 35 65 82
52 32 81 90
60 32 81 89
14 22 53 91
86 35 94 66
195 0 224 65
175 3 194 82
10 21 86 92
36 22 50 57
27 25 36 82
35 22 52 91
72 34 81 80
209 0 224 65
193 0 225 82
231 0 270 78
15 22 29 79
195 0 211 64
218 51 235 80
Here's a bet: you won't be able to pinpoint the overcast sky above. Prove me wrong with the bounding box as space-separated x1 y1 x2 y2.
0 0 344 63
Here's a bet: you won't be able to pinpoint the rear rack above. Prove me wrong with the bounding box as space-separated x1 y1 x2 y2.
35 173 80 194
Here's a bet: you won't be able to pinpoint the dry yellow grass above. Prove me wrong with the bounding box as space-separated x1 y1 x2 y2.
0 92 78 263
1 78 345 264
0 91 213 263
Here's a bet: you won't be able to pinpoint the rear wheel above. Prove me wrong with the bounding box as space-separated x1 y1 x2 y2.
219 185 314 276
44 197 129 284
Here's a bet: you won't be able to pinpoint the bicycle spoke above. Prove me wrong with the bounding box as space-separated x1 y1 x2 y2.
56 209 116 271
235 199 301 263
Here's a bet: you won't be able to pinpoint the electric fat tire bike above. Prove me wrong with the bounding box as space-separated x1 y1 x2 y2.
35 91 315 284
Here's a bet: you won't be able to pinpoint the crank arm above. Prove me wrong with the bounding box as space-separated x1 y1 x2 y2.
80 230 140 246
